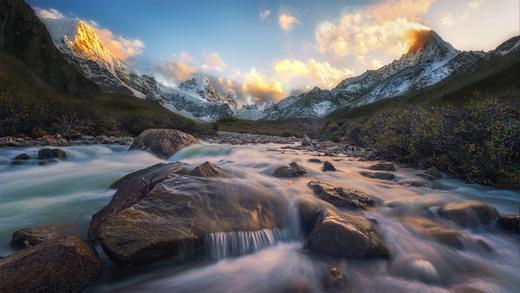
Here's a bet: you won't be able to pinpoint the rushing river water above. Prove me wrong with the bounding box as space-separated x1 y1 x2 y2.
0 143 519 292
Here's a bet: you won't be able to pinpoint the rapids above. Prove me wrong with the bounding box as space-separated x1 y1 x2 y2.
0 142 519 292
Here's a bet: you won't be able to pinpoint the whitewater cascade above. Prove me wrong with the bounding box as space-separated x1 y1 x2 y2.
205 228 286 260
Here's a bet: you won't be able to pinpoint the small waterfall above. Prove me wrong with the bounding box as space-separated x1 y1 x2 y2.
205 228 285 260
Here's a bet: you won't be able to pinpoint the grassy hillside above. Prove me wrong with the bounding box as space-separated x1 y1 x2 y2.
322 59 520 189
0 51 212 137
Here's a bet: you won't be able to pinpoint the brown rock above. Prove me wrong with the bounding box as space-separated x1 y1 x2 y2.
11 224 79 249
38 148 66 160
368 162 396 171
308 181 377 209
438 202 498 228
189 161 228 177
360 171 395 180
273 162 306 178
129 129 199 159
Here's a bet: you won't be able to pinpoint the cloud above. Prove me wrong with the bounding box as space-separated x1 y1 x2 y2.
240 69 285 101
468 1 481 10
315 0 432 58
441 13 456 26
160 56 197 81
371 59 384 69
202 52 226 72
260 10 271 21
34 7 64 20
274 59 354 89
89 24 144 61
278 14 298 32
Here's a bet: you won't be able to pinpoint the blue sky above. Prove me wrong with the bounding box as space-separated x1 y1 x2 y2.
29 0 519 102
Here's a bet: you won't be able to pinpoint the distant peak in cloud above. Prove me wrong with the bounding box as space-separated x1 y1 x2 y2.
278 14 298 32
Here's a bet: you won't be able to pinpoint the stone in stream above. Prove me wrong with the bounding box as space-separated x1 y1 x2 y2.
189 161 229 177
304 208 389 259
438 202 498 228
424 167 442 179
497 215 520 234
273 162 307 178
38 148 66 160
13 153 30 160
90 163 288 265
38 159 59 166
0 236 101 292
322 161 336 172
11 160 24 166
129 129 199 159
360 171 395 180
368 162 396 171
307 181 377 210
308 158 322 163
11 224 79 249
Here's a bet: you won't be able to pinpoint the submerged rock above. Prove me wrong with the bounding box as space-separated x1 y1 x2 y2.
273 162 306 178
304 208 389 259
0 236 101 292
308 181 377 209
368 162 396 171
322 161 337 172
38 159 59 166
497 215 520 235
11 224 79 249
129 129 199 159
425 167 442 179
389 256 441 284
308 158 322 163
13 153 30 160
91 164 288 265
189 161 228 177
38 148 66 160
11 160 24 166
438 202 498 228
360 171 395 180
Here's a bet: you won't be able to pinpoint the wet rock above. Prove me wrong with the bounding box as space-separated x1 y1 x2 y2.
308 158 322 163
323 266 347 291
14 153 30 160
438 202 498 228
11 160 24 166
38 148 66 160
11 224 79 249
0 236 101 292
368 162 396 171
273 162 306 178
189 161 228 177
360 171 395 180
389 256 440 284
402 216 472 249
296 198 323 237
89 162 187 242
425 167 442 179
304 208 389 259
308 181 377 209
91 165 288 265
38 159 59 166
129 129 199 159
301 135 313 147
42 135 68 146
322 161 336 172
497 215 520 234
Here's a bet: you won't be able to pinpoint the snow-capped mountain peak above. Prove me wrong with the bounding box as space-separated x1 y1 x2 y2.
179 74 238 109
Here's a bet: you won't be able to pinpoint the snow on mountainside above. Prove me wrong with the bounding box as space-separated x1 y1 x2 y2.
265 30 516 120
40 17 239 121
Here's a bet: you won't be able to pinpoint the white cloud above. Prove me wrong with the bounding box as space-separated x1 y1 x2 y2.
468 1 481 10
441 13 456 26
202 52 226 72
274 59 354 89
260 10 271 21
34 7 64 20
278 14 298 32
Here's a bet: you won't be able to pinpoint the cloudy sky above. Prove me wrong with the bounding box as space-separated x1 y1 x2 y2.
30 0 519 103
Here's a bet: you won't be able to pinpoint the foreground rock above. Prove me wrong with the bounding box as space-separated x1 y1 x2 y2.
0 236 101 292
360 171 395 180
90 163 288 265
129 129 199 159
11 224 79 249
38 148 66 160
322 161 336 172
438 202 498 228
273 162 307 178
497 215 520 234
368 162 396 171
308 181 377 210
304 208 389 259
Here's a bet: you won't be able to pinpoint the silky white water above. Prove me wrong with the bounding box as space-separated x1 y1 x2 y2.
1 142 519 292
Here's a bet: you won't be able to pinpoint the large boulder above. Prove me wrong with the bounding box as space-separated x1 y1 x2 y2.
11 224 79 249
90 164 288 265
273 162 306 178
304 208 389 259
307 181 377 210
38 148 66 160
129 129 199 159
438 202 498 228
0 236 101 292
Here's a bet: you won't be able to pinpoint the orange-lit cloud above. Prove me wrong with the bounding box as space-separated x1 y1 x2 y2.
202 52 226 72
279 14 298 32
240 69 285 101
162 57 197 81
90 23 144 61
315 0 433 58
274 59 354 89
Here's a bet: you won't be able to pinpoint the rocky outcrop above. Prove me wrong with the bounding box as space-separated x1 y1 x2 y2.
90 164 288 265
38 148 66 160
273 162 306 178
438 202 498 228
189 161 228 177
0 236 101 292
307 181 377 210
368 162 396 171
304 208 389 258
11 224 79 249
0 0 99 95
129 129 199 159
322 161 336 172
360 171 395 180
